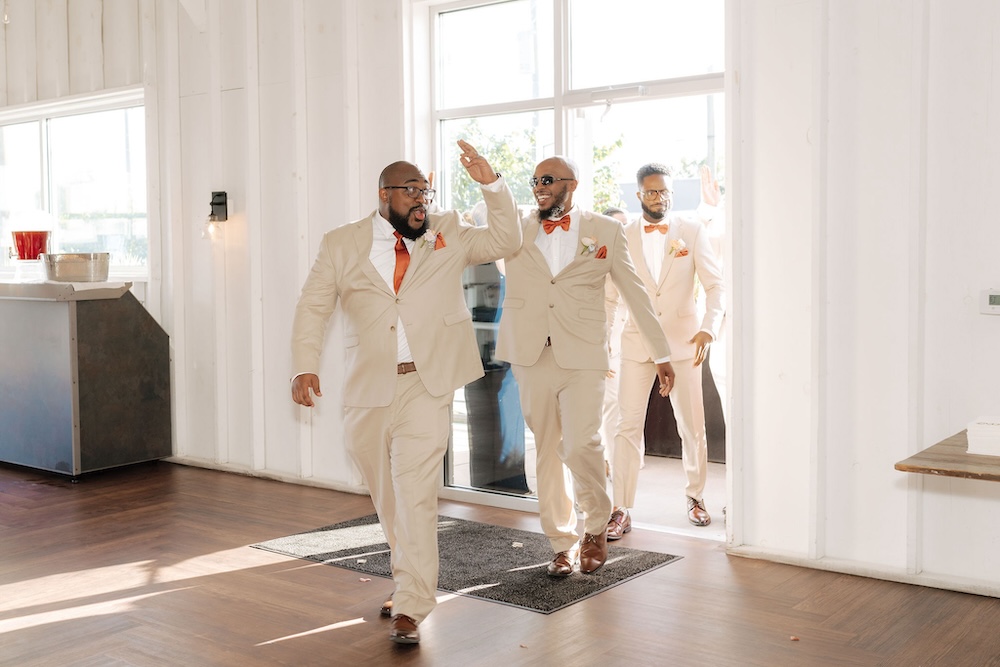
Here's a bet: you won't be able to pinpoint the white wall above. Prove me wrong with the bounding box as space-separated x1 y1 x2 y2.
4 0 1000 597
732 0 1000 596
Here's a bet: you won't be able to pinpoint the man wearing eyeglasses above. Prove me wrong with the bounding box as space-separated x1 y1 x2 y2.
494 156 673 578
606 163 725 534
290 140 520 644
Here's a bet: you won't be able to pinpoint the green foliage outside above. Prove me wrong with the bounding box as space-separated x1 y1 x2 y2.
446 119 627 216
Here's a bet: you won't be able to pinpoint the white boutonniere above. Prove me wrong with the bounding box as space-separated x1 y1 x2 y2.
669 238 689 257
580 236 597 255
420 229 444 249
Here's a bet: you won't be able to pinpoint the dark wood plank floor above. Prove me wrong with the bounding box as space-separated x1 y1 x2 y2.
2 461 999 666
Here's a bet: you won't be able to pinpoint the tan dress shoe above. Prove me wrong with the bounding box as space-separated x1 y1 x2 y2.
547 544 579 577
578 530 608 574
606 508 631 541
687 496 711 526
389 614 420 644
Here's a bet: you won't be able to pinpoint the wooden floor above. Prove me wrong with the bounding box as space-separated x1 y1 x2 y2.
2 462 1000 667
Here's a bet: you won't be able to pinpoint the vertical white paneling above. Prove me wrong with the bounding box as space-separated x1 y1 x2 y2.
140 0 162 322
103 0 141 88
35 0 69 100
739 0 817 553
291 0 311 478
257 0 300 476
67 0 103 94
5 0 38 104
176 0 208 97
219 0 245 91
0 13 7 106
244 0 266 471
207 0 228 465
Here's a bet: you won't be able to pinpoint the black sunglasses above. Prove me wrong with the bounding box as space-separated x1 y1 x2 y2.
529 175 576 187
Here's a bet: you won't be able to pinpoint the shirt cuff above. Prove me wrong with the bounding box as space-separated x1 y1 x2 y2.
654 356 671 364
481 174 504 192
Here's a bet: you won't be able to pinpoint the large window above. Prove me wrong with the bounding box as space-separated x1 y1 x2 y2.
429 0 725 498
0 88 147 276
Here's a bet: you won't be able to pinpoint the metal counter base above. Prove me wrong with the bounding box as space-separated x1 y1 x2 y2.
0 282 172 476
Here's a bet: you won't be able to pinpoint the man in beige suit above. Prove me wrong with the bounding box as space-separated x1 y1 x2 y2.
494 156 673 578
290 141 520 644
607 162 725 536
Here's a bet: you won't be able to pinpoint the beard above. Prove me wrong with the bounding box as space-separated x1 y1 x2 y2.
640 201 668 221
387 204 429 240
538 189 569 220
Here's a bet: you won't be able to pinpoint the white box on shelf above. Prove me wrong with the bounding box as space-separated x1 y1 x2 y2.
967 417 1000 456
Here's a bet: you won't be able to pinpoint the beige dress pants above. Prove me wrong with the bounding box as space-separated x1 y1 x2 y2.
512 346 611 554
613 357 707 506
343 371 451 624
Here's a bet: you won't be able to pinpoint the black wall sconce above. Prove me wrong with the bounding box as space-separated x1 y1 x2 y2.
203 191 228 239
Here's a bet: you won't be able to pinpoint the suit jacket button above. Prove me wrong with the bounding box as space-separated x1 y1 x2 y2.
551 279 556 284
549 304 554 308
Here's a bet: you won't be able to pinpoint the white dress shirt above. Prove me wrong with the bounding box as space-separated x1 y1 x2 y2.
534 206 581 276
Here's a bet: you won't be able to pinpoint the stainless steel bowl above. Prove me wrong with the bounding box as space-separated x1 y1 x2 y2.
40 253 111 282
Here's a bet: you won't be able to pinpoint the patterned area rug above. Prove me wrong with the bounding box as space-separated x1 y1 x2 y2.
252 513 681 614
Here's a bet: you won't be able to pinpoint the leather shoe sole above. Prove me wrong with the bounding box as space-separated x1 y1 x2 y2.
389 614 420 644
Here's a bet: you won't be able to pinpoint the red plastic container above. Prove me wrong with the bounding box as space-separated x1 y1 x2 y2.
12 231 49 260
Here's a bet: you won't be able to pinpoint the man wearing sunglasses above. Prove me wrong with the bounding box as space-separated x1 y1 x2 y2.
494 156 673 578
290 140 520 644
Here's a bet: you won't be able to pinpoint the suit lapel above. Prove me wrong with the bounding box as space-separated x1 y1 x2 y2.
355 214 394 296
523 213 554 276
627 222 656 288
658 222 678 288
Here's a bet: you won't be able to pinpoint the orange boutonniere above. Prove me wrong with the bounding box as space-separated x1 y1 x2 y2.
595 245 608 259
669 239 689 257
421 229 446 250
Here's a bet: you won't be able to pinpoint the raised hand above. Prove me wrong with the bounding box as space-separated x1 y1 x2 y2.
457 140 499 185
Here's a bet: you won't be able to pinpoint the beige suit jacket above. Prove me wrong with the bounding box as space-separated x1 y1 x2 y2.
495 209 669 370
291 183 521 407
616 214 725 363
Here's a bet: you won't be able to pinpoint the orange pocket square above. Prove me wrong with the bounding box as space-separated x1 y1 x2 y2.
595 246 607 259
675 247 688 257
434 233 446 250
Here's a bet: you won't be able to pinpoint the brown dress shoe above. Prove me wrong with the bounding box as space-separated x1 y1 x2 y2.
546 544 579 577
380 595 393 617
606 508 631 541
389 614 420 644
578 530 608 574
687 496 711 526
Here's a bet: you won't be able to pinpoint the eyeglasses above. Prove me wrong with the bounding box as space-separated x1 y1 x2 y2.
640 189 673 201
529 175 576 187
383 185 436 202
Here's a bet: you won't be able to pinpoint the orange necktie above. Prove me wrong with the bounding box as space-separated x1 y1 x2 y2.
393 231 409 293
644 223 669 234
542 215 571 234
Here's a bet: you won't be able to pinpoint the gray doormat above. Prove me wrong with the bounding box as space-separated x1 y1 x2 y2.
251 513 681 614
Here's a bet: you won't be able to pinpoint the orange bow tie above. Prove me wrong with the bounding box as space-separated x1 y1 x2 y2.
542 215 571 234
644 223 669 234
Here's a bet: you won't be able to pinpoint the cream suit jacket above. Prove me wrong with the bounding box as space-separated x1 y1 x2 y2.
291 184 521 407
615 214 725 363
495 209 669 370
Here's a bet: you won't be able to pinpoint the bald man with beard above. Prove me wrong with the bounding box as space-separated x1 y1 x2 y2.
494 156 673 578
290 141 520 644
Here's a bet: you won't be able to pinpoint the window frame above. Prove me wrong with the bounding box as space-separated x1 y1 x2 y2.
0 85 147 280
